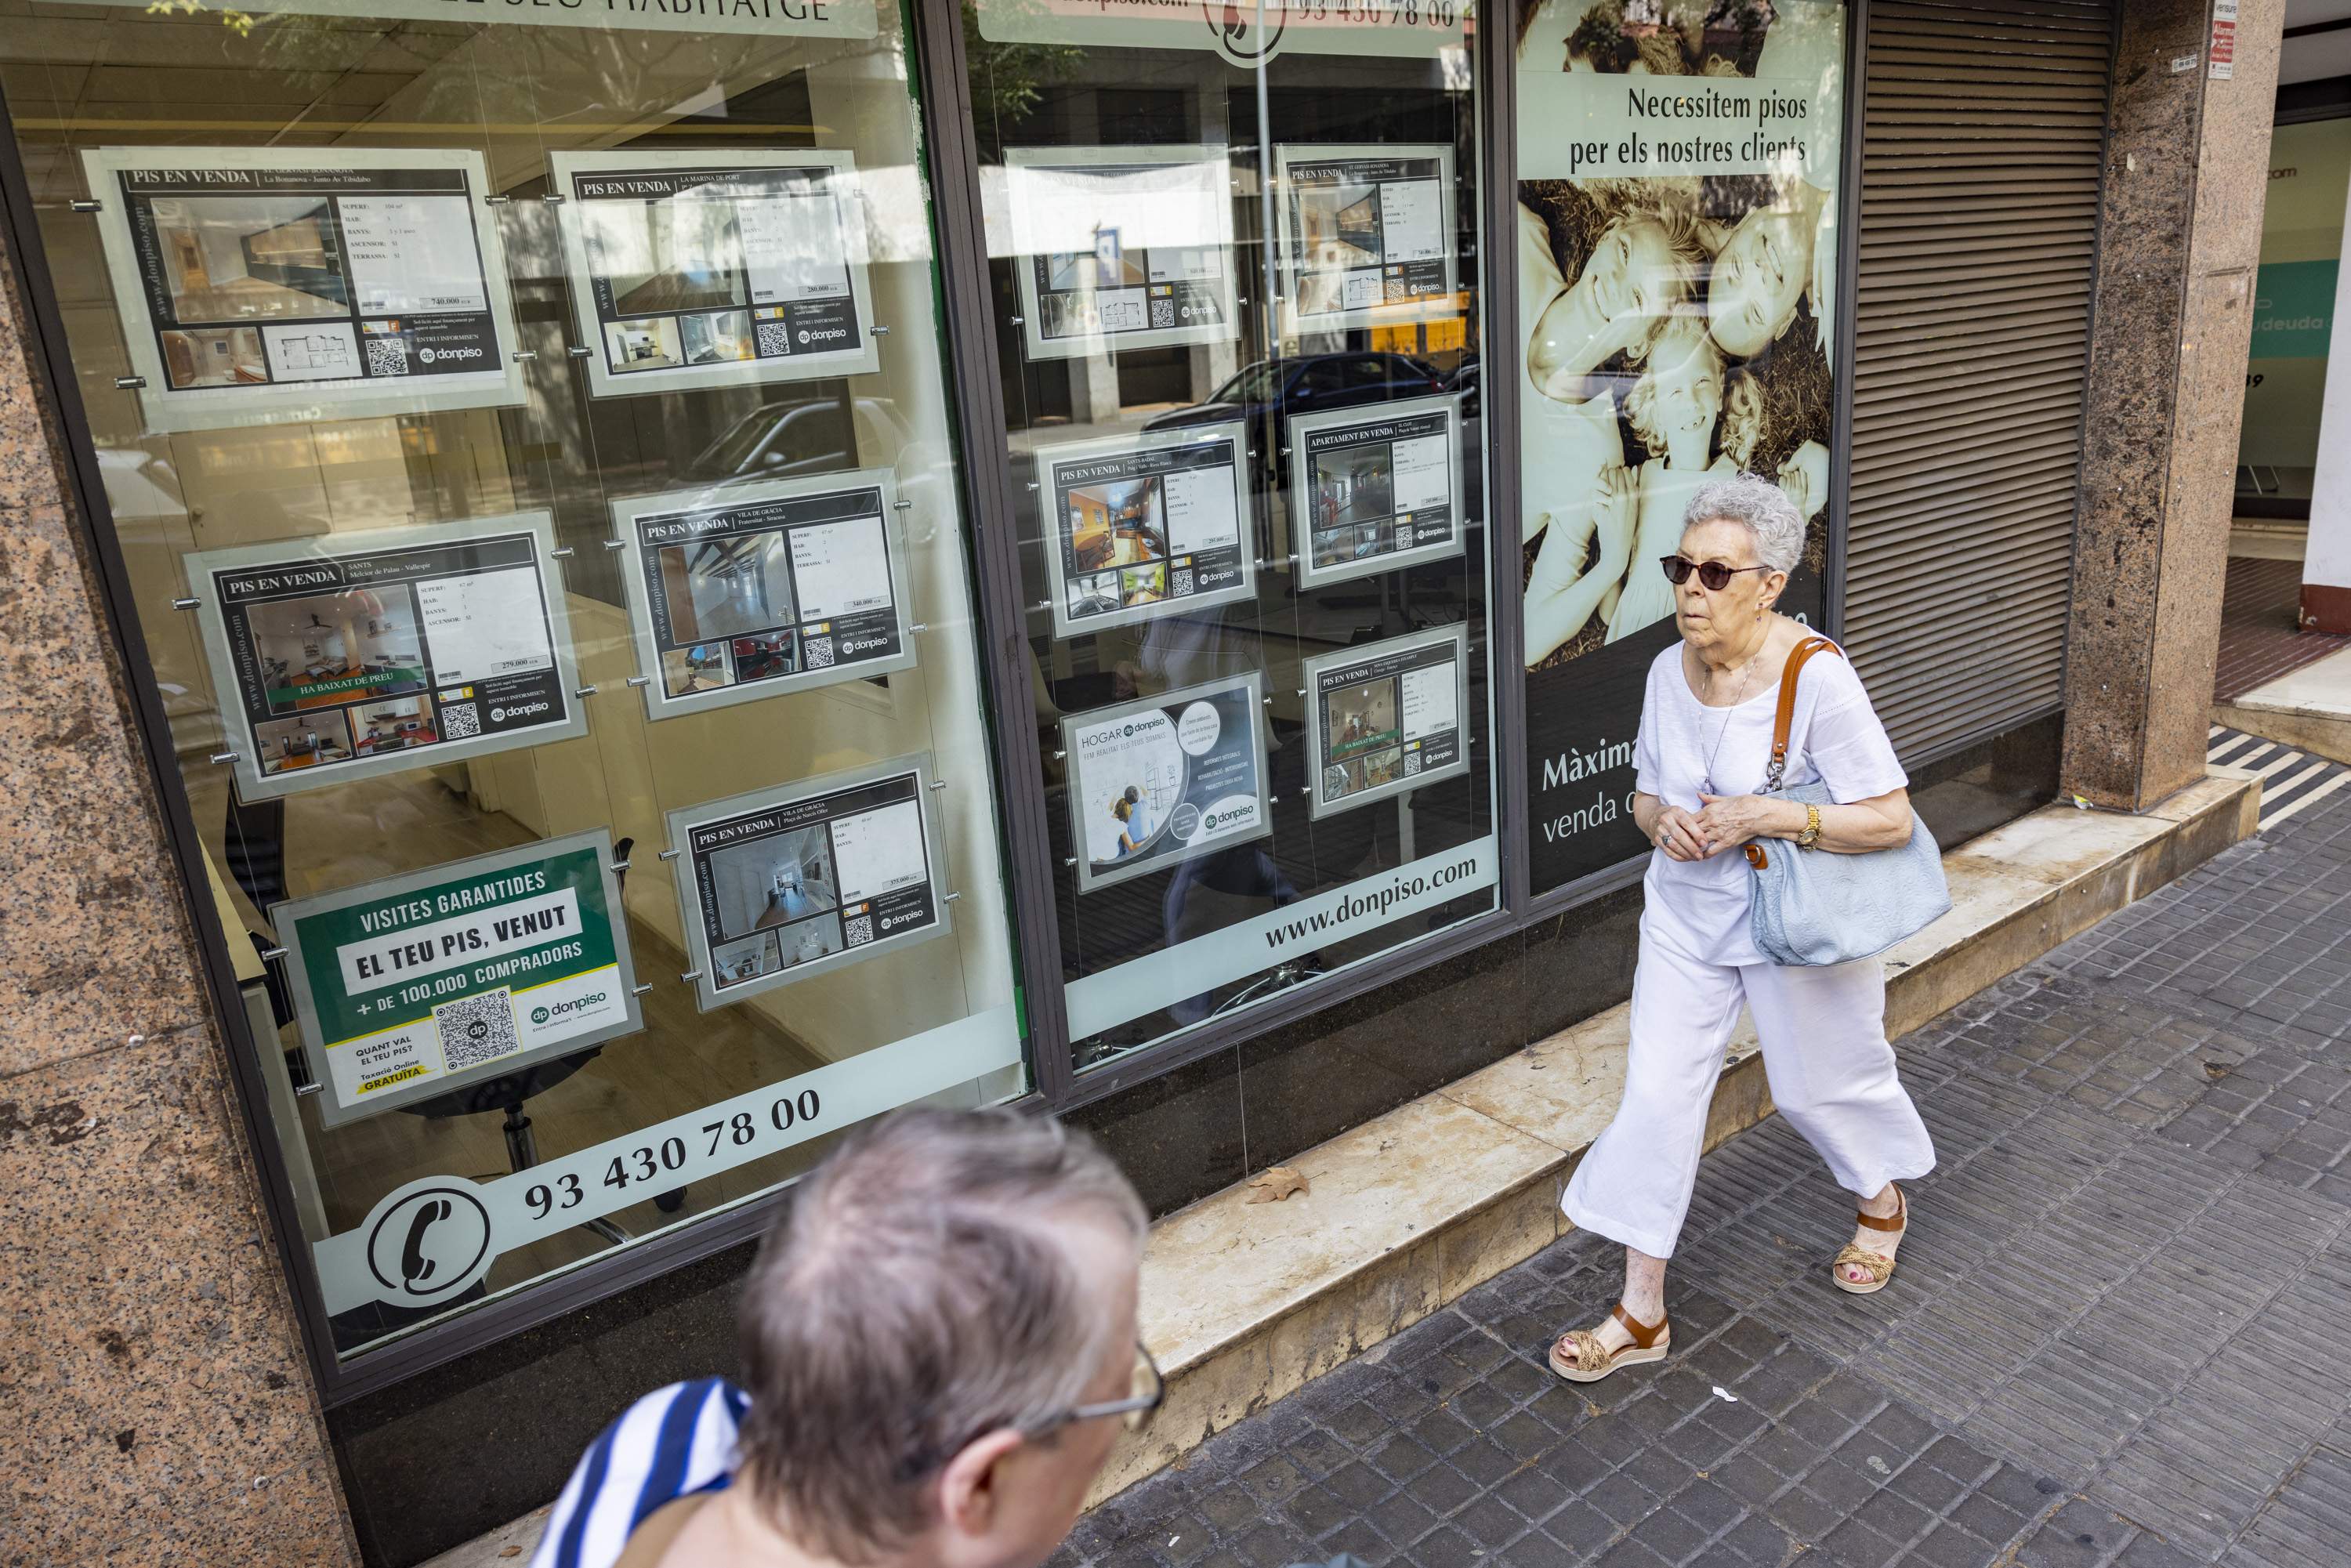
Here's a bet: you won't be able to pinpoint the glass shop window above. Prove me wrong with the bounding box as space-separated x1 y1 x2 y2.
0 0 1022 1365
962 0 1502 1071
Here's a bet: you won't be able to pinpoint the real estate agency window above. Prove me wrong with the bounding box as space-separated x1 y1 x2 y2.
961 0 1502 1072
0 0 1023 1371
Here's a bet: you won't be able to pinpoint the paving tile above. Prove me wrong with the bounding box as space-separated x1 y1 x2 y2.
1060 786 2351 1567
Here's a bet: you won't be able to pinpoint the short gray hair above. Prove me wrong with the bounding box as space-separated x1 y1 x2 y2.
1683 473 1804 574
736 1108 1147 1561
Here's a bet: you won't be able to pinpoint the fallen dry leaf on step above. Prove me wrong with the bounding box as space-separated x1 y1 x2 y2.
498 1549 521 1559
2203 1060 2233 1081
1245 1166 1309 1204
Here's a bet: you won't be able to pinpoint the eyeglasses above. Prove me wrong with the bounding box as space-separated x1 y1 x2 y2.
1031 1342 1165 1437
1039 1345 1166 1439
1661 556 1772 591
895 1342 1167 1484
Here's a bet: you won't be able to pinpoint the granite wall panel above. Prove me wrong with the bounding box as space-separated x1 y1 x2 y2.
2063 0 2285 809
0 177 357 1563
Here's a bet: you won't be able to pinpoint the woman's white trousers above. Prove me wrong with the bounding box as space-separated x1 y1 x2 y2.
1562 912 1936 1260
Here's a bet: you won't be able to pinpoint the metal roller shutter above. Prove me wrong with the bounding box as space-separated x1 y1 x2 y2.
1840 0 2116 763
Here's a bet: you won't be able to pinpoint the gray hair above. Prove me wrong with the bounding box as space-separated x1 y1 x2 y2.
1683 473 1804 574
736 1107 1147 1562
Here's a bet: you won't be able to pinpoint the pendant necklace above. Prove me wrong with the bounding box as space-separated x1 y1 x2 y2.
1698 639 1766 797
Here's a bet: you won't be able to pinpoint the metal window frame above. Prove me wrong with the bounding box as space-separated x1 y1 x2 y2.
0 0 1885 1402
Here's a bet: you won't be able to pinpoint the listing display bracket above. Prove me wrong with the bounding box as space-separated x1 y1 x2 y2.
1034 422 1258 639
183 510 589 803
1303 622 1473 820
549 149 881 400
271 830 644 1130
665 752 952 1013
1060 669 1273 896
1288 392 1467 591
1274 143 1462 337
612 469 920 722
1004 145 1241 362
80 146 527 432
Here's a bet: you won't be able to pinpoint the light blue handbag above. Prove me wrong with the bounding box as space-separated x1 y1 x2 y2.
1743 638 1951 966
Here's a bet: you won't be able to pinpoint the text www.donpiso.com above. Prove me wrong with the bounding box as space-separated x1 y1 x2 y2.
1263 855 1483 951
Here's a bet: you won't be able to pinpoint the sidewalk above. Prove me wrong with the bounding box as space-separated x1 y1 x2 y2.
1059 784 2351 1568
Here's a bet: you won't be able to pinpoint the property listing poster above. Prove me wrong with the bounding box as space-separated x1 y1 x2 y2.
1004 146 1239 361
1516 0 1845 893
613 470 916 722
1061 672 1271 894
273 831 643 1129
185 512 587 803
666 757 949 1013
550 150 878 400
1290 392 1466 590
82 147 524 431
1276 144 1459 334
1303 624 1471 820
1038 422 1256 638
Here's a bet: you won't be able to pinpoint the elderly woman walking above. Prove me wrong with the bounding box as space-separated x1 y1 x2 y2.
1550 473 1936 1382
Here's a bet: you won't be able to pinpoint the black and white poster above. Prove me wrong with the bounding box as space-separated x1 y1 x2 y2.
613 471 915 722
1038 422 1256 639
550 150 878 400
666 756 950 1013
1290 393 1466 590
1304 625 1471 820
1515 0 1846 893
185 512 587 803
1061 672 1271 895
1276 144 1459 334
1005 146 1238 360
82 147 524 431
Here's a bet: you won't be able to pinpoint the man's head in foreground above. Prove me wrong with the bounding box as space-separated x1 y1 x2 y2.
736 1107 1151 1568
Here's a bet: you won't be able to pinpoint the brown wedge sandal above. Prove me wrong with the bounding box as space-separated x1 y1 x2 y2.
1831 1186 1907 1296
1546 1304 1671 1383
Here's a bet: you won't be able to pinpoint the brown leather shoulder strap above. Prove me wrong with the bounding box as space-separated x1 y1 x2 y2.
613 1490 718 1568
1768 636 1846 779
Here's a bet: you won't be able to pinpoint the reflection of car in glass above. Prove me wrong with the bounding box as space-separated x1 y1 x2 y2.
684 397 914 486
1442 357 1479 420
1143 352 1447 480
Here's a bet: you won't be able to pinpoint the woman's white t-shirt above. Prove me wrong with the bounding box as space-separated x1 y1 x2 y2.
1634 639 1907 965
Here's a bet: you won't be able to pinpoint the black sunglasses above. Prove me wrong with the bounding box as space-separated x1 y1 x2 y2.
1661 555 1773 591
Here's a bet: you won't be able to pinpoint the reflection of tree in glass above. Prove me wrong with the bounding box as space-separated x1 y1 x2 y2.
962 0 1087 131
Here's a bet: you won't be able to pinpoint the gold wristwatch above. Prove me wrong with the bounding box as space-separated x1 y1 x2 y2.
1796 803 1822 847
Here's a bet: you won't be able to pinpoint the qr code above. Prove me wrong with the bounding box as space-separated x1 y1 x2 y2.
1384 277 1409 302
1172 567 1195 596
435 989 520 1073
804 636 835 668
843 914 874 947
1150 297 1176 329
365 338 411 377
755 322 792 357
1404 750 1423 777
440 701 481 739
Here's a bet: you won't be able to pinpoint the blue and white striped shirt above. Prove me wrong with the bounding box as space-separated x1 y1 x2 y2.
529 1378 749 1568
527 1378 1369 1568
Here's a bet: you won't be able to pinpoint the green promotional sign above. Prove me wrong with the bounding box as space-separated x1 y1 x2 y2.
2252 259 2338 358
274 831 643 1128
